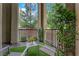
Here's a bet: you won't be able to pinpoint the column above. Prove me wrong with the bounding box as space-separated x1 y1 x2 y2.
75 3 79 56
43 4 47 43
66 3 75 11
11 3 18 44
0 3 2 48
0 4 2 55
3 4 12 45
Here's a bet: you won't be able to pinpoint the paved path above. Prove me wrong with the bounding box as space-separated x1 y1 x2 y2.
8 42 56 56
21 44 39 56
8 52 22 56
40 45 56 56
8 42 39 56
9 42 27 48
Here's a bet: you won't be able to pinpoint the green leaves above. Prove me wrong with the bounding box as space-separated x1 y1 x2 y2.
19 4 38 28
48 4 75 55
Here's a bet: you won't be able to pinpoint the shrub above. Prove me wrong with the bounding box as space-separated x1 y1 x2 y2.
27 36 37 42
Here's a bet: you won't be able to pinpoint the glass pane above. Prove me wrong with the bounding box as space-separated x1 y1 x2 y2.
46 3 54 29
18 3 39 29
18 3 40 56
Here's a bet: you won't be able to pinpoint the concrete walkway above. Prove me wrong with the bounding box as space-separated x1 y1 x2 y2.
8 52 22 56
9 42 27 48
40 45 56 56
8 42 56 56
8 41 39 56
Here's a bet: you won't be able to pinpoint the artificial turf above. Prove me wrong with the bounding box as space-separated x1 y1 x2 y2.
27 46 49 56
10 46 26 52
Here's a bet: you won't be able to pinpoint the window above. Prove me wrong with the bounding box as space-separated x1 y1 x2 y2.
18 3 39 29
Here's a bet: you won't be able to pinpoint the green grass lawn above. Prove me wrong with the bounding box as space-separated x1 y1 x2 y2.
10 46 26 52
27 46 49 56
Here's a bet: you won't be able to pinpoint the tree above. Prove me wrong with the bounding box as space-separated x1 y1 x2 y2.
47 4 75 55
19 3 38 28
47 4 66 29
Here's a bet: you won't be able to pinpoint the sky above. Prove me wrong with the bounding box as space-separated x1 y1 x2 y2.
19 3 25 9
19 3 51 13
19 3 26 12
19 3 38 16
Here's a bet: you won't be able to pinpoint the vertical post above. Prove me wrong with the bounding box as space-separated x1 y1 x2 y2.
38 3 45 42
5 4 12 44
66 3 75 55
0 3 2 55
41 3 44 28
75 3 79 56
38 3 47 42
11 3 18 44
2 4 7 45
43 3 47 29
66 3 75 11
43 4 47 43
38 3 41 28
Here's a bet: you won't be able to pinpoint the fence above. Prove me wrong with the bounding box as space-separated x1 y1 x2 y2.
18 28 58 48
